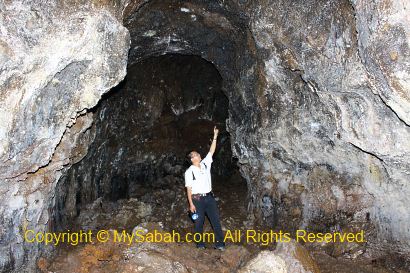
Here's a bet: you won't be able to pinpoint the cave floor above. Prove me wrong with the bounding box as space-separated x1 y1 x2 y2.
41 174 403 273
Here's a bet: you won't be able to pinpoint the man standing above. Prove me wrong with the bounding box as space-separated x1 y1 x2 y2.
185 126 225 250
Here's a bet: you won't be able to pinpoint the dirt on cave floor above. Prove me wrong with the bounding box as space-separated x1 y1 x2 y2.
40 171 407 273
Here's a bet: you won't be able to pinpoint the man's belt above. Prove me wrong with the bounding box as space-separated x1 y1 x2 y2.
193 191 213 197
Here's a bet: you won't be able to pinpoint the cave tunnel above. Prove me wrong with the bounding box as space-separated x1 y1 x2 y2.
49 0 261 240
52 53 249 233
1 0 410 272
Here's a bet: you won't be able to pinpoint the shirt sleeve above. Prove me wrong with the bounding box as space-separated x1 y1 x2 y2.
185 169 193 188
201 152 213 167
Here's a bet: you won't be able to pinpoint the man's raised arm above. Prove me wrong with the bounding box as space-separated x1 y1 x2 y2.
209 126 219 156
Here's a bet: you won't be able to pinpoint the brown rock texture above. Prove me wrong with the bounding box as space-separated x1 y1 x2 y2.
0 0 130 270
1 0 409 271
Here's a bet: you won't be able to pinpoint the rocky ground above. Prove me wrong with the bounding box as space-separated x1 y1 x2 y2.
39 173 406 273
2 0 410 271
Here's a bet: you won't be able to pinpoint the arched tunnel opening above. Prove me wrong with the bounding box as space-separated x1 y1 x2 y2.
52 53 249 235
2 0 410 272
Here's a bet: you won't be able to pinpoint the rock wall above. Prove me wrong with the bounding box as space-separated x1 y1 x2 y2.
0 0 130 271
233 0 410 257
1 0 409 271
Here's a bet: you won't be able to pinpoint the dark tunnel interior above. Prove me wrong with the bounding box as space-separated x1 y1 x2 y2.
3 0 410 271
52 54 248 233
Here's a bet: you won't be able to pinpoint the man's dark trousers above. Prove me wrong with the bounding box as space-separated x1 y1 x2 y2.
192 193 225 248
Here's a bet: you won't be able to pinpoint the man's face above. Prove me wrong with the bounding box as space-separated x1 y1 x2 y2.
190 151 201 164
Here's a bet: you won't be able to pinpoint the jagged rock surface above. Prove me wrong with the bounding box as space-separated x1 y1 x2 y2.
0 0 130 270
1 0 409 271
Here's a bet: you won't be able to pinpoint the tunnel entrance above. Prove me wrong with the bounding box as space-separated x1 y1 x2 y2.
2 0 408 271
52 53 248 235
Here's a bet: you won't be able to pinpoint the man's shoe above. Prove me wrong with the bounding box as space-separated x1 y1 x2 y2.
214 245 225 251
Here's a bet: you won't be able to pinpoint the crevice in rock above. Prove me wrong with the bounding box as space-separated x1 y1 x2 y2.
350 1 410 128
348 141 384 163
373 90 410 127
13 109 93 182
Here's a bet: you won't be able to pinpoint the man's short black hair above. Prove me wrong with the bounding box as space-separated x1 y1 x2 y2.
186 150 196 161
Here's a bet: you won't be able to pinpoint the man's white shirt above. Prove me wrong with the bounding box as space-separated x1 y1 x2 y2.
184 153 213 194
